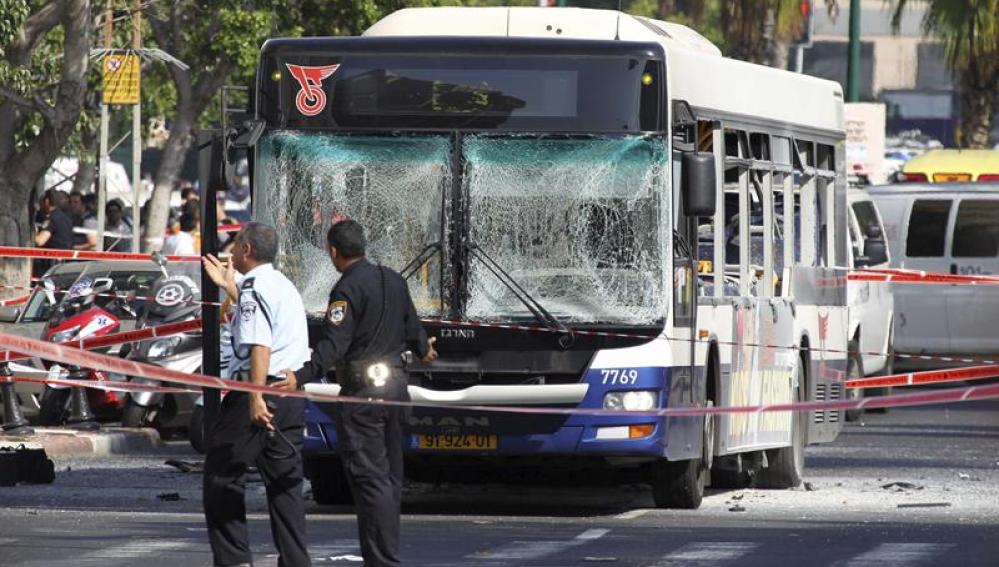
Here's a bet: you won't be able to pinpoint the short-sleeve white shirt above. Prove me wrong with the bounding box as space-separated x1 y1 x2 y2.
230 263 309 376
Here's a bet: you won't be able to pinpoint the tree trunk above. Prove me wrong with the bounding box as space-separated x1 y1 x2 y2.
0 179 31 300
143 108 196 251
0 0 92 295
73 123 98 194
722 0 771 64
958 72 996 149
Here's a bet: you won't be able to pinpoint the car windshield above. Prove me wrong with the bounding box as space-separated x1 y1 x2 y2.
255 132 667 326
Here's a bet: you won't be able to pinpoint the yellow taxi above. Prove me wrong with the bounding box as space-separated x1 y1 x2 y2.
900 149 999 183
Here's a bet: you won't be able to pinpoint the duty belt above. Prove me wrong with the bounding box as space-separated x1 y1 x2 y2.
232 370 284 384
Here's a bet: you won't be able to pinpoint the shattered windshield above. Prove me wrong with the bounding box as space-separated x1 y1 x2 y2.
254 132 668 326
464 136 667 325
255 133 451 315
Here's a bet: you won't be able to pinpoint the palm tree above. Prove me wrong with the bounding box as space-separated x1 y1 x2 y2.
720 0 840 67
890 0 999 148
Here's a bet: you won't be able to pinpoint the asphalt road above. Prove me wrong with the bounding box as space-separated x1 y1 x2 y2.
1 395 997 566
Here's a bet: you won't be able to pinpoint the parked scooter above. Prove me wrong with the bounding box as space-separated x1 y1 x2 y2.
120 253 202 432
38 276 134 427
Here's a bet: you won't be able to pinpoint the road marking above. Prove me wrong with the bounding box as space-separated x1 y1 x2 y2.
841 543 954 566
86 539 190 559
577 529 610 540
468 528 609 561
615 509 652 520
652 542 758 565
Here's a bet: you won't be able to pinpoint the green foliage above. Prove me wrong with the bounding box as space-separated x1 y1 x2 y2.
889 0 998 146
0 0 73 152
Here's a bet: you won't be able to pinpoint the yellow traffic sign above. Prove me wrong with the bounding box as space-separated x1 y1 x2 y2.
102 52 140 105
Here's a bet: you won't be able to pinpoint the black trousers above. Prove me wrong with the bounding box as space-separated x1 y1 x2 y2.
336 379 409 567
204 391 310 567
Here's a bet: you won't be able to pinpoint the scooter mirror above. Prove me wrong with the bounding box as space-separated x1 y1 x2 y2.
151 250 168 266
42 278 56 305
92 277 114 294
150 251 169 277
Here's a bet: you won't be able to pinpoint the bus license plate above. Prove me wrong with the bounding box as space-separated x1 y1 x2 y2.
418 434 497 450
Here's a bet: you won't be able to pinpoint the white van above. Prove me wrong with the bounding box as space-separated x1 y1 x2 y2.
845 188 895 418
868 183 999 363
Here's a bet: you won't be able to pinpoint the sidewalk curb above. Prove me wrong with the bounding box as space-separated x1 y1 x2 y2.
0 427 161 457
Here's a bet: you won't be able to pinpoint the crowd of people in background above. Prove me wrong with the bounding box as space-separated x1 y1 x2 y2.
31 179 240 278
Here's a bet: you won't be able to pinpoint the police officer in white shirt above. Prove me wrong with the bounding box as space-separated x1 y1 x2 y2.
202 222 311 567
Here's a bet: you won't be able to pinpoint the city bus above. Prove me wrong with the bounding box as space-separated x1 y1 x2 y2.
241 6 847 509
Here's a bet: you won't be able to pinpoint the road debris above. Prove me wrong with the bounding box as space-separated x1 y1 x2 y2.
728 504 746 512
165 459 203 474
156 492 184 501
881 481 923 491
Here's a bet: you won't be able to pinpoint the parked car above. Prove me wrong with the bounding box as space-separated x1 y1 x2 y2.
0 260 167 420
868 183 999 367
844 188 895 419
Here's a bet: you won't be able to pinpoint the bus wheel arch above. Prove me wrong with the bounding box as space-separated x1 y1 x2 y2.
649 345 718 509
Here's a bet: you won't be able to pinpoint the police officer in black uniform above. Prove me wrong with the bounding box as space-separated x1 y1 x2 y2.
202 222 312 567
285 220 437 567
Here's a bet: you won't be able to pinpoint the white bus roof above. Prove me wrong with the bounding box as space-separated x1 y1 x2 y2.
365 7 844 136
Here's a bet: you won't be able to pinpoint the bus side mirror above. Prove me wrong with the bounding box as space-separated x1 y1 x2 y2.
682 152 717 216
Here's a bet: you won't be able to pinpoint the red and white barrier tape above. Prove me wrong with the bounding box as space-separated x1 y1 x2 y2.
0 318 201 363
4 282 995 370
846 363 999 390
848 267 999 285
0 245 200 263
0 283 226 308
0 294 30 306
3 329 999 417
10 375 199 395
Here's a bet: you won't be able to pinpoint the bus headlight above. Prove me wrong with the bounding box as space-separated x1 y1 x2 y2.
603 391 658 412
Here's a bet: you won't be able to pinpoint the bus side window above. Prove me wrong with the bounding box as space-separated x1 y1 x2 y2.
793 138 817 267
817 143 836 268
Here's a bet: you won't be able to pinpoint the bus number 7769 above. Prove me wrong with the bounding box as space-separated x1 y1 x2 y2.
601 369 639 386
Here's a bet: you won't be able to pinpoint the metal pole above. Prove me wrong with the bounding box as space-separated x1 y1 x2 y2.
198 130 221 449
130 0 141 252
96 0 113 252
846 0 861 101
795 45 805 73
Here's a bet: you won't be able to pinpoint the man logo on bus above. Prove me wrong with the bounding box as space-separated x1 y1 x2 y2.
285 63 340 117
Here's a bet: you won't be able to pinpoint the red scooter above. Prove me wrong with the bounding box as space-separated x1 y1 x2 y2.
37 276 133 428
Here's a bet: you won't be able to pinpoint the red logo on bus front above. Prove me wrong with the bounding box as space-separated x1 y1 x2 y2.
285 63 340 117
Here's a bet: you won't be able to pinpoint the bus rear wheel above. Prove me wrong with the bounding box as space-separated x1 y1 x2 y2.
755 358 805 489
651 402 713 509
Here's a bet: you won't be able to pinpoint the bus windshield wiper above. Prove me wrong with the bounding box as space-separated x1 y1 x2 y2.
467 241 575 348
400 241 441 281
